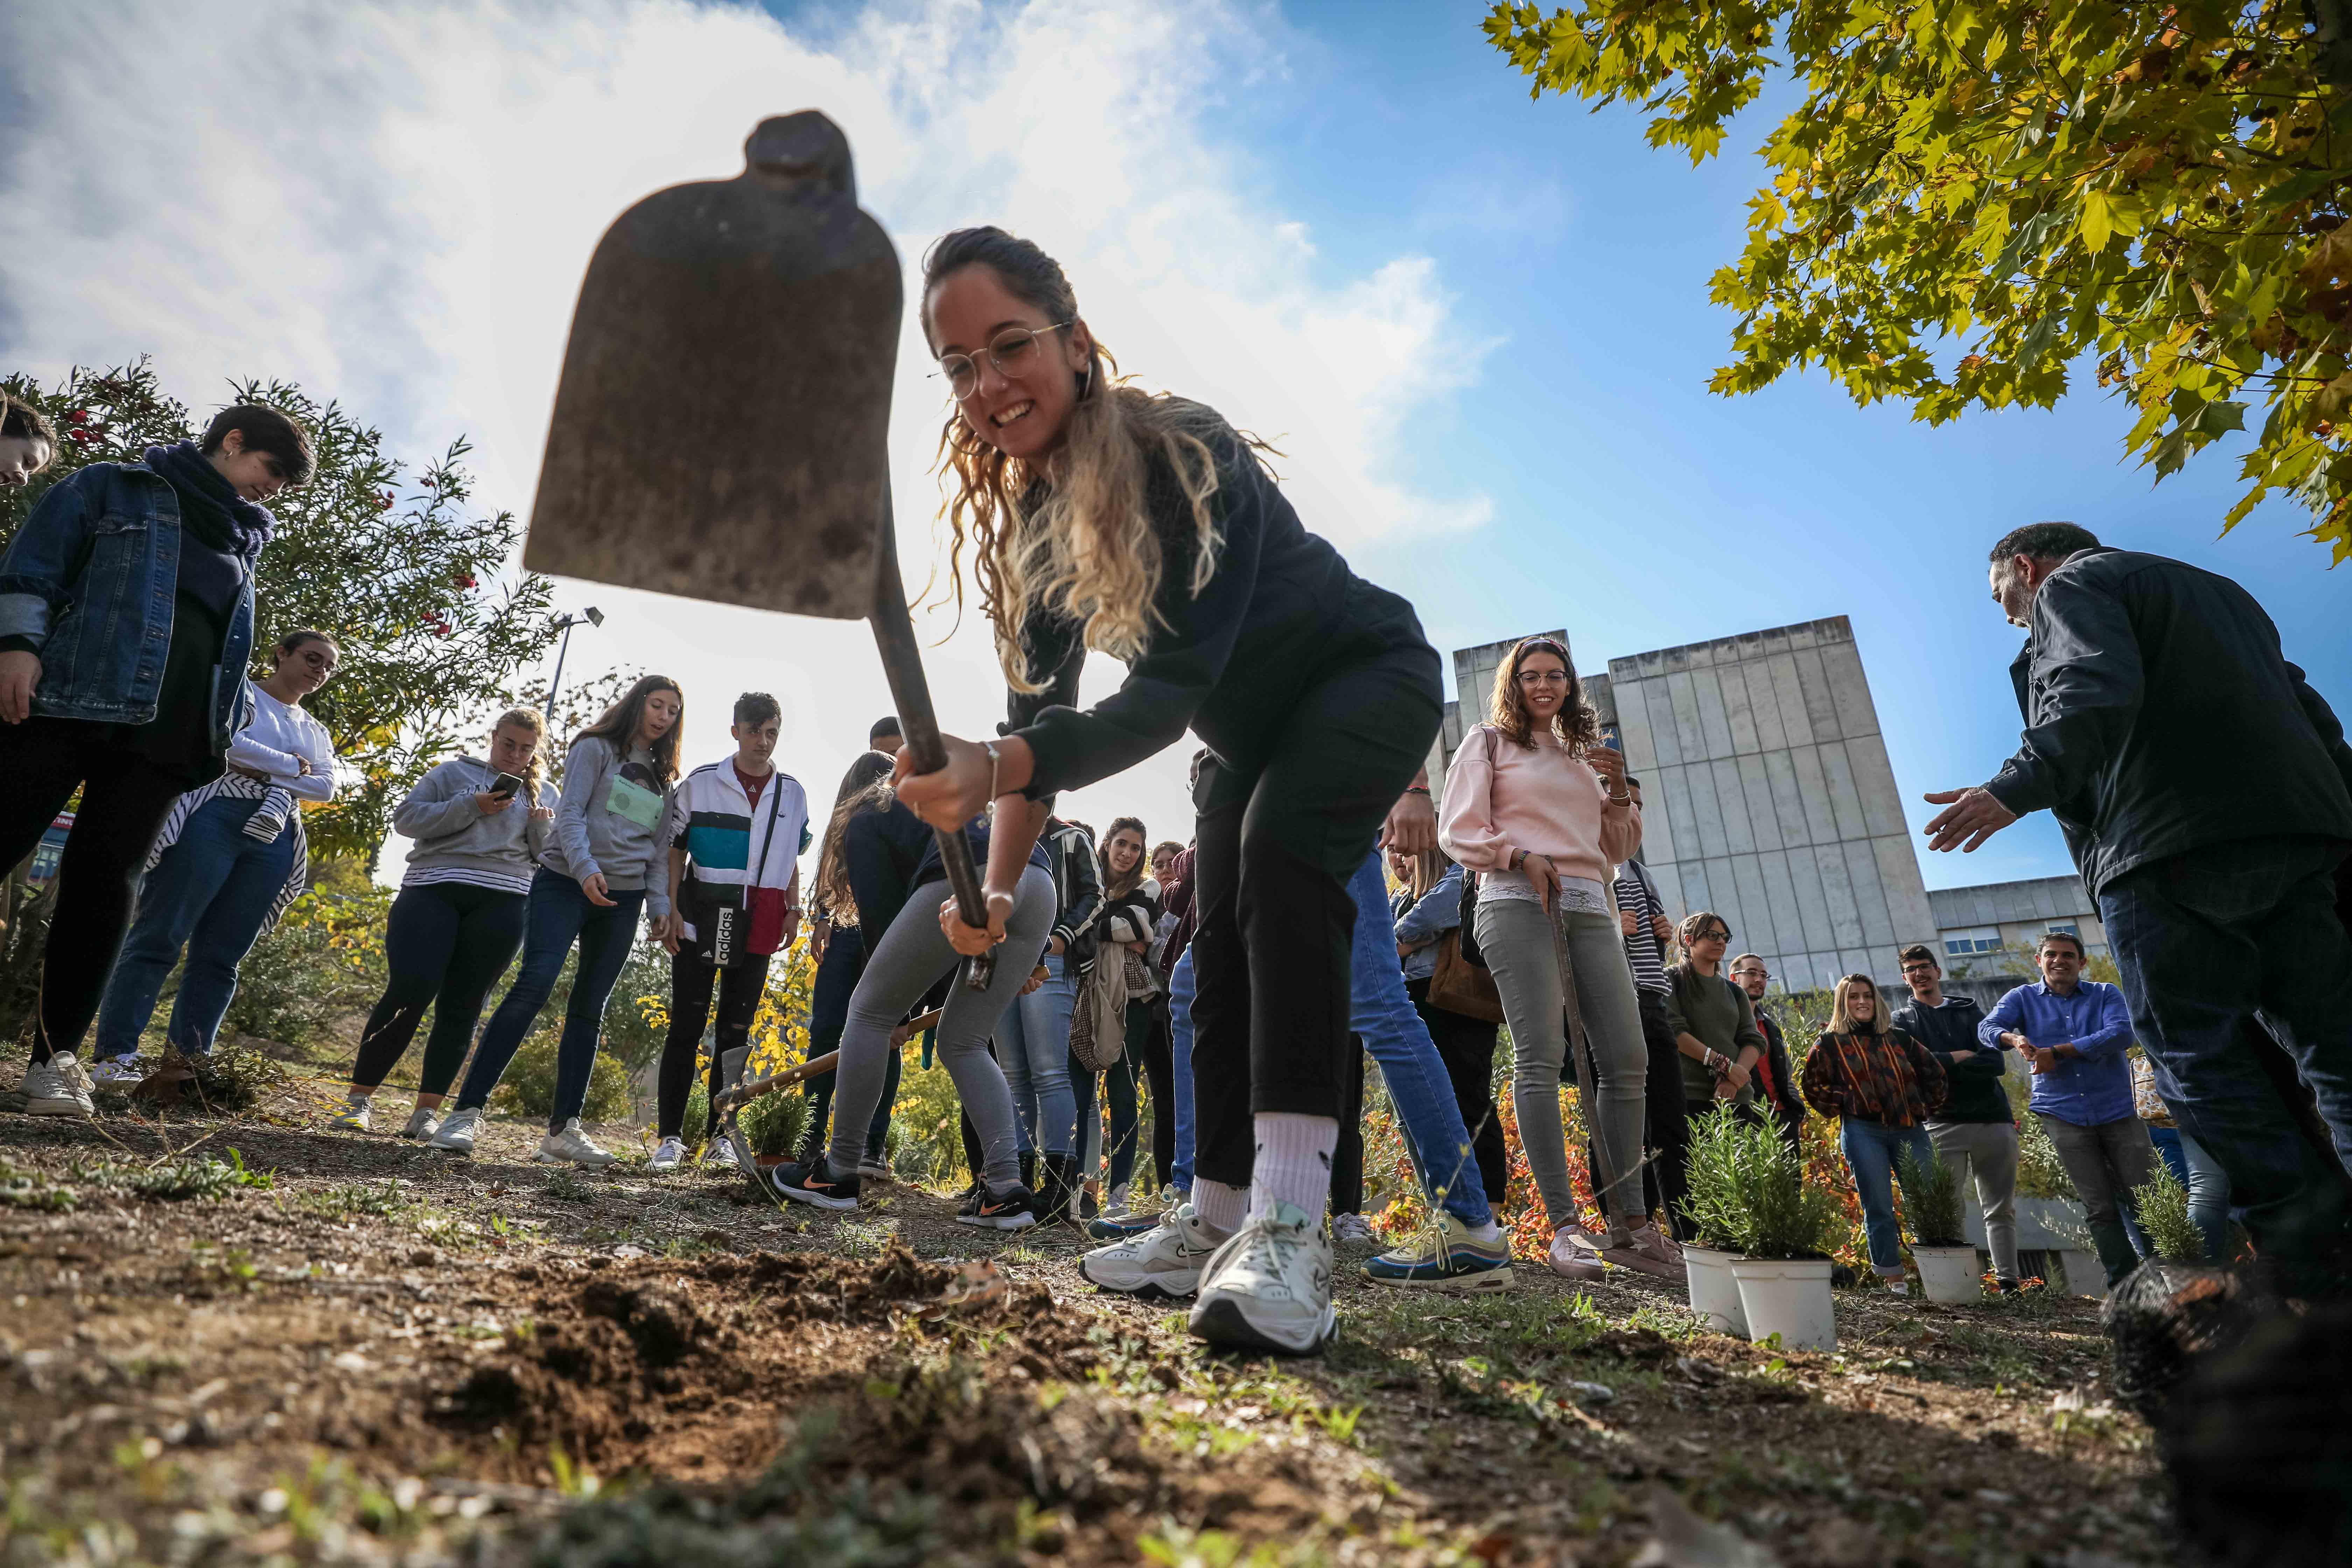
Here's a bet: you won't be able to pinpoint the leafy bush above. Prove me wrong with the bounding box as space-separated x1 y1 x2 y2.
737 1082 812 1159
1898 1146 1967 1247
2011 1082 2082 1202
1717 1112 1843 1260
487 1028 635 1125
2132 1167 2207 1264
1680 1102 1752 1252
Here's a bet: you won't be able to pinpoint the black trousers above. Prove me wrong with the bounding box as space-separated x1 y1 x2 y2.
1140 997 1175 1192
1638 988 1694 1235
657 947 772 1139
1188 639 1442 1190
0 718 193 1063
1408 976 1507 1204
351 881 528 1095
1329 1037 1367 1214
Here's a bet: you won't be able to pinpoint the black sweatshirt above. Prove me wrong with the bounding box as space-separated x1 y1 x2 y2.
1005 410 1429 796
1890 993 2011 1123
844 800 1048 940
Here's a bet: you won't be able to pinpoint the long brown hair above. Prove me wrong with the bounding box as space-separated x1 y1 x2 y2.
1831 973 1891 1037
490 706 548 804
922 226 1270 692
1485 634 1600 751
1407 848 1452 903
1098 816 1150 898
813 754 898 925
575 673 684 783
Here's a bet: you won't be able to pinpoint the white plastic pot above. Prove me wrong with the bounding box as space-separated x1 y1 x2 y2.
1729 1256 1837 1352
1683 1245 1747 1335
1913 1244 1982 1304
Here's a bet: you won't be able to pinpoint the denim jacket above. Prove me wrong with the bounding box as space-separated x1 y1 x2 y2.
0 461 255 750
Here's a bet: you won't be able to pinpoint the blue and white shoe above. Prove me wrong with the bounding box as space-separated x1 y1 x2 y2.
1363 1211 1516 1292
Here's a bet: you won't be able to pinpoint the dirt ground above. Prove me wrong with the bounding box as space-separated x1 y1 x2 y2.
0 1071 2172 1567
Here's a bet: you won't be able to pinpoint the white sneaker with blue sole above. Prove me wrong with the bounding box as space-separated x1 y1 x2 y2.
1363 1210 1515 1292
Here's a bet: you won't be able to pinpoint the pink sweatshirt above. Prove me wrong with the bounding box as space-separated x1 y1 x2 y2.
1438 723 1640 885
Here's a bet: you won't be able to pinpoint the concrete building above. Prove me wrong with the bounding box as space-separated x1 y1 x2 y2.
1929 874 2108 969
1429 616 1954 993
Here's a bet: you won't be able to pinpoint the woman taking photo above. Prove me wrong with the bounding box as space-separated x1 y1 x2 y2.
1800 973 1950 1293
1439 635 1665 1280
331 708 555 1136
88 629 340 1078
890 226 1442 1355
431 676 682 1166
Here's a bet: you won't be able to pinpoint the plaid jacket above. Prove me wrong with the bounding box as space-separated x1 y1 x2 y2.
1800 1027 1949 1127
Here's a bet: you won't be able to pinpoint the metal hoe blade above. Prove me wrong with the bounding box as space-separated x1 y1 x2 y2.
524 111 995 980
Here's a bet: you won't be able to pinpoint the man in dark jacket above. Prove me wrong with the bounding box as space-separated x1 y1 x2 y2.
1892 945 2019 1290
1924 521 2352 1287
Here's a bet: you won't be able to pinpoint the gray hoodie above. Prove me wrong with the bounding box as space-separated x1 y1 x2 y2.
541 734 673 918
393 755 559 886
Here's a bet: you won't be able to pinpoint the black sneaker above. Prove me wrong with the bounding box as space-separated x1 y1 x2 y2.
955 1181 1040 1231
769 1156 860 1212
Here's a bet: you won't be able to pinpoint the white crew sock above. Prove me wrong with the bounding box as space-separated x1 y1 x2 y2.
1190 1177 1246 1235
1248 1112 1339 1224
1466 1220 1504 1244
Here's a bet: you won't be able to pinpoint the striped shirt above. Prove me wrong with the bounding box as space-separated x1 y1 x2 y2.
1799 1027 1950 1128
1613 862 1670 994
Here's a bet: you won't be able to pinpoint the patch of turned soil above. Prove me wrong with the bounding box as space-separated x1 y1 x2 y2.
0 1086 2172 1566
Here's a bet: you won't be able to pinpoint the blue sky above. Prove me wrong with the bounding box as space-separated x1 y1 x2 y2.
4 0 2340 895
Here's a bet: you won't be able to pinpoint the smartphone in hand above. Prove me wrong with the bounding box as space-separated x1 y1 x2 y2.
490 772 525 800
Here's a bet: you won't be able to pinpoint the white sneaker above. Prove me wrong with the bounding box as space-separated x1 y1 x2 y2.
21 1053 94 1118
706 1134 743 1171
1078 1202 1228 1298
648 1136 686 1172
1598 1221 1683 1280
1548 1226 1606 1280
1188 1202 1337 1356
400 1106 440 1141
429 1106 484 1156
857 1157 893 1183
535 1119 616 1168
1105 1181 1133 1216
88 1054 150 1087
327 1098 373 1133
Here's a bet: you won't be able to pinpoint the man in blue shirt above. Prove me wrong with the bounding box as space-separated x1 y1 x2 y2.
1980 931 2156 1287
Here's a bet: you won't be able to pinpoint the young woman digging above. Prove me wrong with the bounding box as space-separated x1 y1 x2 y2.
889 227 1443 1355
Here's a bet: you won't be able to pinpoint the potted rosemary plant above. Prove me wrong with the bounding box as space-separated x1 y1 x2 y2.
1900 1147 1982 1302
1723 1117 1844 1350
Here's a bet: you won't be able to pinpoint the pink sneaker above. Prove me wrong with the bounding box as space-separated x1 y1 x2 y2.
1599 1222 1682 1280
1548 1227 1606 1279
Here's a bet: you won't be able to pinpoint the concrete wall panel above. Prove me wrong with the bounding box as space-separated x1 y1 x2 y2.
1713 759 1756 854
1742 661 1788 752
1762 750 1810 848
1820 638 1881 739
1793 647 1844 741
1768 654 1815 746
1818 742 1870 841
1842 839 1896 948
1666 672 1706 763
1685 761 1730 858
1694 670 1736 758
1874 836 1941 947
1846 737 1908 838
1644 678 1684 768
1788 745 1841 845
1736 754 1782 852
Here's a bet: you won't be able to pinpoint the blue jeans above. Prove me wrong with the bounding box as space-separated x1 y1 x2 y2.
1838 1117 1935 1275
1347 851 1491 1228
1168 945 1197 1192
2150 1124 2236 1267
2099 836 2352 1280
453 868 646 1129
998 950 1078 1156
95 795 295 1058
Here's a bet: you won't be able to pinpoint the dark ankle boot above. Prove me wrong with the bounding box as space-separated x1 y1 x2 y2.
1040 1154 1078 1225
1020 1149 1036 1191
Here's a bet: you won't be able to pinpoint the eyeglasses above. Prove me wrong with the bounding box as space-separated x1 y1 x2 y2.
1515 668 1572 687
1694 927 1731 943
1733 966 1770 980
933 322 1074 401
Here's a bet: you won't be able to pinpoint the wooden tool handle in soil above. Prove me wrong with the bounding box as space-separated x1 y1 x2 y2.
706 968 1024 1117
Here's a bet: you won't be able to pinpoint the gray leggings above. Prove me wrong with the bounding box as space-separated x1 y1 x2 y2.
825 866 1055 1188
1474 896 1650 1229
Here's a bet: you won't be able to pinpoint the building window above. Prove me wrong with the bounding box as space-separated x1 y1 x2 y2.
2045 921 2080 937
1944 927 2002 958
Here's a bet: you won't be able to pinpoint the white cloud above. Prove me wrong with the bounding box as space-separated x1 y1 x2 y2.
0 0 1489 856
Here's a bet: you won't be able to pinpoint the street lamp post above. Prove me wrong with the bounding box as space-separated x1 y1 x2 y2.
543 605 604 714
